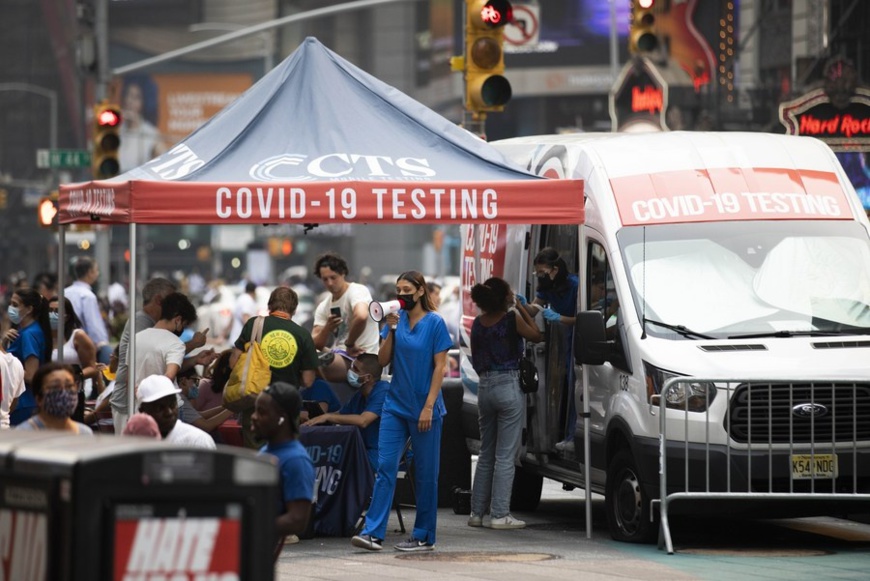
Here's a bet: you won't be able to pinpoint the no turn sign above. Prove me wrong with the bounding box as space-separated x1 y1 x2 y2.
504 4 540 47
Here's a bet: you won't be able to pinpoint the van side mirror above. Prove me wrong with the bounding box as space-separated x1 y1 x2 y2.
575 310 607 365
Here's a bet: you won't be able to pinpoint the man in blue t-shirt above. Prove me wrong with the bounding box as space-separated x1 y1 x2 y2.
252 382 315 547
303 354 388 473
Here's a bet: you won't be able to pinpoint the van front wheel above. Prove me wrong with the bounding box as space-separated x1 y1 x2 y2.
605 449 656 543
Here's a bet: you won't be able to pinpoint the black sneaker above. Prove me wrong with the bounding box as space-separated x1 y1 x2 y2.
394 538 434 552
351 534 383 551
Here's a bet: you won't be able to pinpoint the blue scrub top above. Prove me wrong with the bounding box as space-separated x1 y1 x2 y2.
340 380 389 471
301 379 342 413
9 322 47 367
380 311 453 421
536 273 579 317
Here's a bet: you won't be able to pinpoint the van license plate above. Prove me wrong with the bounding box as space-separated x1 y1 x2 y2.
791 454 838 479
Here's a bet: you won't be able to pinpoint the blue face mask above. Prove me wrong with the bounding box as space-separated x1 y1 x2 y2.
188 385 199 401
49 312 60 329
7 306 20 325
346 369 364 389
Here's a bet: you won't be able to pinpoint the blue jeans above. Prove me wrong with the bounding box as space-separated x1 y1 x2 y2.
362 409 442 544
471 370 523 519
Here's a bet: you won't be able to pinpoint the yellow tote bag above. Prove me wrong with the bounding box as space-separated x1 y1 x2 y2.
223 316 272 412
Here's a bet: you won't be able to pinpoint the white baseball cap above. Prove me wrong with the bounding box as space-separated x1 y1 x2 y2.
137 375 181 403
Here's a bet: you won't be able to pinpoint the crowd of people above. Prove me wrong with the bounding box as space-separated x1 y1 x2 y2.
1 247 575 556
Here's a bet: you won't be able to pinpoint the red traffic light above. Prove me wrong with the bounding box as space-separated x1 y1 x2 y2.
97 108 121 128
479 1 512 29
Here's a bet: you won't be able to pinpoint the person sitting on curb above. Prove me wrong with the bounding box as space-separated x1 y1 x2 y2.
304 354 389 472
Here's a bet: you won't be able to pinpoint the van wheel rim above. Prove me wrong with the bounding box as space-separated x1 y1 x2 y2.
614 469 642 536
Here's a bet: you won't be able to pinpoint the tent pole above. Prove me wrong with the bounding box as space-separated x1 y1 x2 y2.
57 225 66 363
127 223 137 420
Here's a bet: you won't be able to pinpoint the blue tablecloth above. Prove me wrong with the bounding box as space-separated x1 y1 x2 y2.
299 425 374 537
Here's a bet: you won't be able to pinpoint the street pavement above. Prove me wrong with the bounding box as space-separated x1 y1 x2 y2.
276 474 870 581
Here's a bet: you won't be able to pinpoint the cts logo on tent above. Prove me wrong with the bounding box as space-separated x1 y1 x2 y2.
249 153 437 182
250 155 312 181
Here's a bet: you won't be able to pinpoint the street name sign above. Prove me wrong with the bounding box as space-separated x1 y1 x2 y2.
36 148 91 169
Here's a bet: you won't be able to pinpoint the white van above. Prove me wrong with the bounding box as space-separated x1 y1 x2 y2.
459 132 870 542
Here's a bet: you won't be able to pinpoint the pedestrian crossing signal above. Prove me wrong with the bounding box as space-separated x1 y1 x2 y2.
38 193 58 228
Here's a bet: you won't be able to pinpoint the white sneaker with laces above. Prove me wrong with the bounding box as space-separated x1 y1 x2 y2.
489 514 526 530
467 514 483 527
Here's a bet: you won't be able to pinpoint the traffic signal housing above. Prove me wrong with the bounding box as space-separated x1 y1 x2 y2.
92 101 122 179
630 0 658 55
37 192 58 229
465 0 513 114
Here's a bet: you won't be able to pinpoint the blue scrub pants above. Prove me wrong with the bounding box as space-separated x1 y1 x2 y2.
361 409 442 545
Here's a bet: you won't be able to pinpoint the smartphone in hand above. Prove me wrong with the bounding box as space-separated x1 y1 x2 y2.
330 307 341 334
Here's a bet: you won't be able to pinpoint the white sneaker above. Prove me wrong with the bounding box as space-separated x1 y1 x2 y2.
555 439 574 452
482 515 493 528
467 514 483 527
489 514 526 530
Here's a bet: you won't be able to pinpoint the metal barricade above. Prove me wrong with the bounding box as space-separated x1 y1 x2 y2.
658 377 870 554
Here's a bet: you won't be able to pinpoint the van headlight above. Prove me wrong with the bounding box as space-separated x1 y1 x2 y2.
643 361 716 412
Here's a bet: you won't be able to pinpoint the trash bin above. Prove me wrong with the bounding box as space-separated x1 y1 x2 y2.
0 432 278 581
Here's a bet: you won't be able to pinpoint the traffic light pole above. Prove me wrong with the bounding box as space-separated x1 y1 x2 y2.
462 111 487 140
94 0 111 302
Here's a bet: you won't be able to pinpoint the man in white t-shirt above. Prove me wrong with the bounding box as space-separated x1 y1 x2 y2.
228 281 259 346
0 351 25 429
311 253 379 382
134 292 216 409
136 374 215 449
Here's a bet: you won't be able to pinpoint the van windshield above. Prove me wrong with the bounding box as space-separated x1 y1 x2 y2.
617 220 870 339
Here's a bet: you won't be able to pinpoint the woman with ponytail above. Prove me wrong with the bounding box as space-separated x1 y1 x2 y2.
521 247 579 450
3 288 53 425
467 277 542 530
352 271 453 553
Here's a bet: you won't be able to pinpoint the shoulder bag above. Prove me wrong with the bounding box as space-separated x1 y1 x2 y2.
223 316 272 412
509 310 539 394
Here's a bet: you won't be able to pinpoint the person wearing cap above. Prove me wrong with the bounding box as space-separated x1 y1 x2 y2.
251 382 315 549
137 374 215 449
122 412 161 439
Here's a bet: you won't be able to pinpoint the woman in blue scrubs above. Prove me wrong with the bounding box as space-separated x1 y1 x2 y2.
351 271 453 553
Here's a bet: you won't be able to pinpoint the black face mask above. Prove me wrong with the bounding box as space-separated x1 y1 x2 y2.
397 293 417 310
537 275 554 291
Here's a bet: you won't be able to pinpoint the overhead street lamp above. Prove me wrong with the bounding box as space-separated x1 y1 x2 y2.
114 0 420 76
